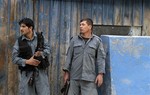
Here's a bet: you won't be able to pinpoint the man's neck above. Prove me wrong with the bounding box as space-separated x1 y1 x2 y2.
80 32 92 38
25 31 34 40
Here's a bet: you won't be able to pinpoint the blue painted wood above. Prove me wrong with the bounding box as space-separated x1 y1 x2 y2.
101 35 150 95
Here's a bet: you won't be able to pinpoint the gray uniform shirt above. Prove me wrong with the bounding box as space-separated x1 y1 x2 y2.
63 34 106 82
12 31 50 67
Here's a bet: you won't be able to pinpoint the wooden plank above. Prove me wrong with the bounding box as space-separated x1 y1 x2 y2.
70 1 79 36
8 0 18 95
92 0 103 24
114 0 124 25
133 0 143 26
123 0 132 26
81 0 92 19
102 0 114 25
0 25 7 95
50 1 60 94
0 0 10 94
142 0 150 35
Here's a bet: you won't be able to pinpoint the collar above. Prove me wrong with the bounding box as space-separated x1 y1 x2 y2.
21 31 37 41
78 33 95 39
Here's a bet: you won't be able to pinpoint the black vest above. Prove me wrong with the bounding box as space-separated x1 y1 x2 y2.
18 33 49 71
18 36 36 71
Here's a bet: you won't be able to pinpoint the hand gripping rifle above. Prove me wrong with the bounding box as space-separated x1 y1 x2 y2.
34 32 49 69
61 81 70 95
28 32 49 86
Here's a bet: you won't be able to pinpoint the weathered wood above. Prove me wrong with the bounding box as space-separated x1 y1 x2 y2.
133 0 143 26
123 0 132 26
114 0 124 25
0 0 150 95
143 0 150 36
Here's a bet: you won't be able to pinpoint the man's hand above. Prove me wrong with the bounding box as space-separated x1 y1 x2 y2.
25 56 40 66
95 73 103 87
63 71 70 84
34 51 42 56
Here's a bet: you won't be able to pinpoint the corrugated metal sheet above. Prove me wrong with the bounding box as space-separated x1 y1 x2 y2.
0 0 147 95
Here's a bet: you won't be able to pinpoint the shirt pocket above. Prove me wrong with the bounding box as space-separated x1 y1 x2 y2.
73 43 83 55
87 43 97 57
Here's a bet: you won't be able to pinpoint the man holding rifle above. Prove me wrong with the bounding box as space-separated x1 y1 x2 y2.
12 18 50 95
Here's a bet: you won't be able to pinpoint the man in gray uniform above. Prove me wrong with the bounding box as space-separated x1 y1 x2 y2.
63 18 106 95
12 18 50 95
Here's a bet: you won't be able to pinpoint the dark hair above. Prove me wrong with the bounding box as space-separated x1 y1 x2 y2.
19 18 34 30
80 18 93 30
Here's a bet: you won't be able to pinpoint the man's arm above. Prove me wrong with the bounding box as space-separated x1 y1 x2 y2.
63 38 74 72
63 46 72 84
12 39 40 67
12 40 26 66
42 35 50 56
97 40 106 74
63 38 74 83
95 40 106 87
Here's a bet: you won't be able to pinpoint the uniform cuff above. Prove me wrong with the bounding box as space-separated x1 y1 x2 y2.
22 59 26 67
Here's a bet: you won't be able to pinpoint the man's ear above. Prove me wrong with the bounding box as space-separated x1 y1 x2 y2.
89 25 92 30
29 26 33 31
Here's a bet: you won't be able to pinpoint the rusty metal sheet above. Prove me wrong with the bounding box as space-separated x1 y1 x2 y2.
0 25 7 95
0 0 147 95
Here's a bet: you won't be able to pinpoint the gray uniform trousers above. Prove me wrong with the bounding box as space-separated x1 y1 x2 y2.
18 70 50 95
68 80 98 95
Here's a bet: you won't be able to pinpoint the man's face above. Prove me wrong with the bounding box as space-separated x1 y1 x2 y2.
20 23 32 36
80 21 92 34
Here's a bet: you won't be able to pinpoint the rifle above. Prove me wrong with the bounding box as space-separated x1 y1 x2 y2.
34 32 49 69
61 81 70 95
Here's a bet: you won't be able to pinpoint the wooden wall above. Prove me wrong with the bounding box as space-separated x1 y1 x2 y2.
0 0 149 95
